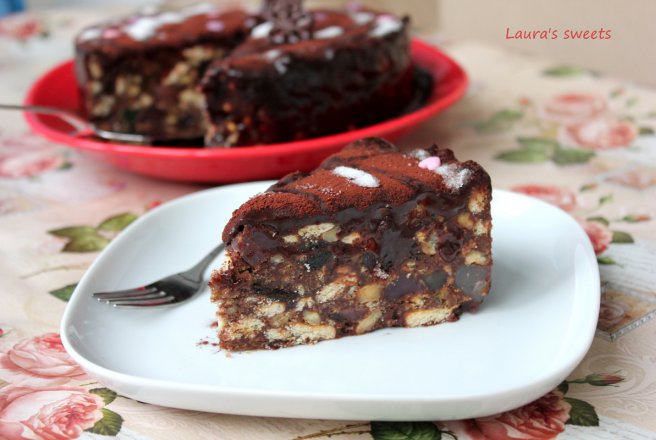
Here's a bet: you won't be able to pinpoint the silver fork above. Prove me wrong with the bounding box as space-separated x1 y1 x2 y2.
93 243 225 307
0 104 201 144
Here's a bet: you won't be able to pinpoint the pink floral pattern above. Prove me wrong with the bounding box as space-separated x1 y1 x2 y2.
511 184 578 212
540 93 638 150
0 333 87 385
538 93 607 125
0 134 66 179
0 151 64 179
0 332 123 438
0 385 104 440
578 218 613 255
0 15 43 41
607 168 656 189
445 391 571 440
559 117 638 150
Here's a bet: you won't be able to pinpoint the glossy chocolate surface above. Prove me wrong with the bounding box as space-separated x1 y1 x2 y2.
223 137 490 243
75 6 255 59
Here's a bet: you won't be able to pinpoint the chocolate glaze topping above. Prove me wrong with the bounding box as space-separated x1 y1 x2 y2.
75 5 256 59
222 137 491 243
206 8 408 71
76 4 406 63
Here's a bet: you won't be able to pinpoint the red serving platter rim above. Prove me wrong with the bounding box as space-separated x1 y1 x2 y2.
24 39 467 160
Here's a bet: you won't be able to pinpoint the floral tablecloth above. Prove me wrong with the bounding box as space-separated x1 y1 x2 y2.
2 7 656 440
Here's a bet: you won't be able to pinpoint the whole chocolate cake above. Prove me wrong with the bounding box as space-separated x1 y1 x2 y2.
210 137 493 350
74 1 414 146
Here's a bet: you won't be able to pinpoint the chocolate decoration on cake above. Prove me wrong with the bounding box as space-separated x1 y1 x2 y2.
209 137 493 350
262 0 314 44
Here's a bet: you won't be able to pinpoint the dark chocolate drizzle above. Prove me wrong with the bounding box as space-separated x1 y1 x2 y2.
222 138 490 244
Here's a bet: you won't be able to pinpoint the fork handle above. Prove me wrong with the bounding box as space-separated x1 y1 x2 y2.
183 243 226 282
0 103 92 135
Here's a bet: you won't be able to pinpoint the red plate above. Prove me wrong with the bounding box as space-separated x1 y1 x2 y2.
24 39 467 183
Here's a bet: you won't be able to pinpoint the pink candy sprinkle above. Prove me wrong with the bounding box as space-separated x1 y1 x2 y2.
103 28 121 39
418 156 441 171
206 20 224 32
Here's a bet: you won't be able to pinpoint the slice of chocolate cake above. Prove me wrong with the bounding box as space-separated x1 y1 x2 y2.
75 5 257 141
209 137 492 350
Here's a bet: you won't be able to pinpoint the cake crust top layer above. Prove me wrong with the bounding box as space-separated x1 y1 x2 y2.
75 4 406 62
197 8 408 88
225 9 407 61
75 5 255 57
223 137 492 243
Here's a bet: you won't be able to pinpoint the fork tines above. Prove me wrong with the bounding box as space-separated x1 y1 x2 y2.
93 286 176 307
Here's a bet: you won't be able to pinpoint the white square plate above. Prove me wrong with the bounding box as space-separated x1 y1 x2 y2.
61 182 600 421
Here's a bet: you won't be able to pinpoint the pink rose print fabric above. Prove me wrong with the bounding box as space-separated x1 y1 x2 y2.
0 151 64 179
538 93 607 125
511 185 578 212
445 391 571 440
577 218 613 255
0 333 123 438
559 117 638 150
0 14 43 41
540 93 638 150
0 385 104 440
0 134 65 179
0 333 88 386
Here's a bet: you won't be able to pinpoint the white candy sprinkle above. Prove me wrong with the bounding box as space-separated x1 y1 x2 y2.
351 11 375 25
273 56 290 74
264 49 281 61
434 164 472 190
78 27 102 42
251 21 273 39
314 26 343 39
206 20 224 32
333 166 380 188
407 149 430 160
369 15 402 38
125 13 183 41
123 4 216 41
